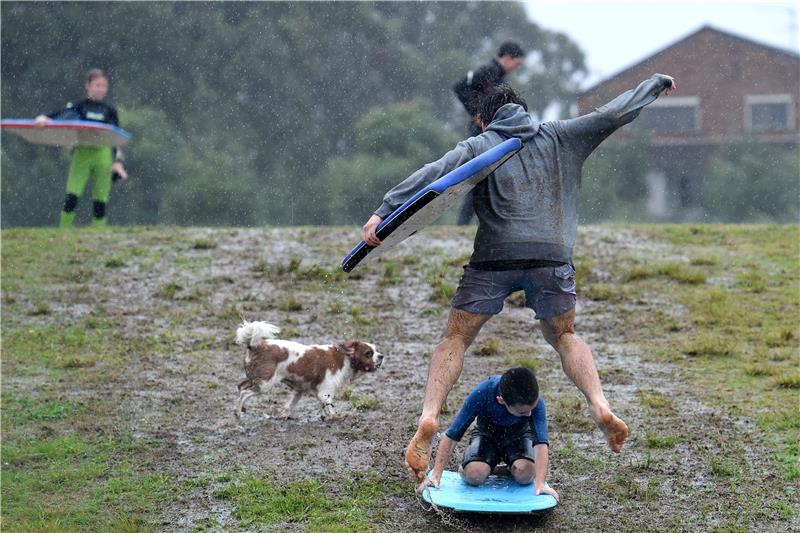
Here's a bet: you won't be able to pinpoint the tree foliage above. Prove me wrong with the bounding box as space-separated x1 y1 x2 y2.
1 1 586 227
579 130 653 223
703 140 799 223
321 100 459 225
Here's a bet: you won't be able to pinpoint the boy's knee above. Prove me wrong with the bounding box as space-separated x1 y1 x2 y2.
511 458 535 484
461 462 490 485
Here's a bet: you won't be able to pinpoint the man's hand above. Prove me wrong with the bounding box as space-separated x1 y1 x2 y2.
111 162 128 180
361 214 383 247
535 481 559 501
663 75 677 94
34 115 52 127
417 469 442 494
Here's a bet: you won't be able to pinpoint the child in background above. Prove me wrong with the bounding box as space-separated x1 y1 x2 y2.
420 367 559 501
35 68 128 227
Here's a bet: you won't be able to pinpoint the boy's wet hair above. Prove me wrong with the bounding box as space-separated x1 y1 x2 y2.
498 41 525 59
499 367 539 406
86 68 108 83
477 84 528 126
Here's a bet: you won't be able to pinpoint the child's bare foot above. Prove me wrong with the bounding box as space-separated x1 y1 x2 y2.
404 419 438 483
593 407 630 452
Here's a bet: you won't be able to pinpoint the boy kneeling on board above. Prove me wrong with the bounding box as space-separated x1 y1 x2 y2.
420 367 559 500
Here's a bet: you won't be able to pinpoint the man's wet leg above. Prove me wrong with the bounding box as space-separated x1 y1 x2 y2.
405 308 490 482
541 309 630 452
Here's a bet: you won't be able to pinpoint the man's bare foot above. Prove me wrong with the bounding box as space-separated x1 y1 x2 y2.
404 419 438 483
593 407 630 452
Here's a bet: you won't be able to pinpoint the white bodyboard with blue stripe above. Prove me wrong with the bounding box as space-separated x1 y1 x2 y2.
1 119 132 148
342 137 522 272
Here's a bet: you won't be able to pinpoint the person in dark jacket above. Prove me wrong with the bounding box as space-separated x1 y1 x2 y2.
361 74 677 485
35 68 128 228
453 41 525 224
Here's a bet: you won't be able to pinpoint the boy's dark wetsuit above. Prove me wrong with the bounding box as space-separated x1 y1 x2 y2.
445 376 549 469
47 99 124 227
453 59 507 224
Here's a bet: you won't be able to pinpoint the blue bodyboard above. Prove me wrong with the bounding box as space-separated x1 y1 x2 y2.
420 470 558 514
341 137 522 273
1 119 132 148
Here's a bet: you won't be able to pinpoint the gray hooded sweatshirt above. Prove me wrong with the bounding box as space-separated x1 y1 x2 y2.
374 73 674 265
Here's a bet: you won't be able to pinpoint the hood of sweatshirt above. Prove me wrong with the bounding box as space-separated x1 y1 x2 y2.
486 103 540 140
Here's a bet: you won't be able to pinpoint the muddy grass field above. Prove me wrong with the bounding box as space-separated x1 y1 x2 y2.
2 224 798 532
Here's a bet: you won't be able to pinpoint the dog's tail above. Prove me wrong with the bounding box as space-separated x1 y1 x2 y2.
236 321 280 348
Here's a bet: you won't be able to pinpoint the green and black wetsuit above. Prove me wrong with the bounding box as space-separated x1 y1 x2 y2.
47 99 124 227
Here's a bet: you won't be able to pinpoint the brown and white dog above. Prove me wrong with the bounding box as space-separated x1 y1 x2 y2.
234 321 383 420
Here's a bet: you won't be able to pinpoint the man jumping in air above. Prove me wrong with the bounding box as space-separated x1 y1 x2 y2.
361 73 677 484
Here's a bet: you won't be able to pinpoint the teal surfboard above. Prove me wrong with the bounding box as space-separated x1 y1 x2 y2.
420 470 558 514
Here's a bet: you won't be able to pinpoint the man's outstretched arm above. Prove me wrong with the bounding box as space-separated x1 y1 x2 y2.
362 140 476 245
557 73 676 159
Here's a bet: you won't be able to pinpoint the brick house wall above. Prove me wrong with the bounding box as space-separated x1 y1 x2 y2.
578 26 799 219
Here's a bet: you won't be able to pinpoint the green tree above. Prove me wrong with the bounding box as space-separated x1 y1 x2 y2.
320 100 458 225
111 107 190 226
1 1 587 227
579 130 652 223
703 140 800 222
1 139 70 227
159 138 262 226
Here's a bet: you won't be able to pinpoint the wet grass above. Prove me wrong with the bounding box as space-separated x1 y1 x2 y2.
1 228 186 530
213 470 402 531
380 260 401 285
1 378 177 532
636 390 674 411
3 224 798 531
504 354 539 371
550 397 595 433
624 261 707 284
191 238 217 250
475 337 501 356
277 293 304 312
630 224 800 481
644 432 680 449
346 392 381 412
426 257 461 306
579 282 619 302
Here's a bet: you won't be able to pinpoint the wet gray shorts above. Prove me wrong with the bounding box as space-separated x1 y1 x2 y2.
451 264 577 319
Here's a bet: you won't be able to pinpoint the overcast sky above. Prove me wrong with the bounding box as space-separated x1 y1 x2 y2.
522 0 800 88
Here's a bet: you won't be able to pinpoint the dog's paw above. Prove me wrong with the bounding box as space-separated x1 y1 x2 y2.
322 412 348 422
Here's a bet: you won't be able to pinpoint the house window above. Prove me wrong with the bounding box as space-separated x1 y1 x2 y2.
746 95 794 131
641 97 700 133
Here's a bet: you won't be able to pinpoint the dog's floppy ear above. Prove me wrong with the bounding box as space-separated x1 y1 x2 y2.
338 340 357 355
